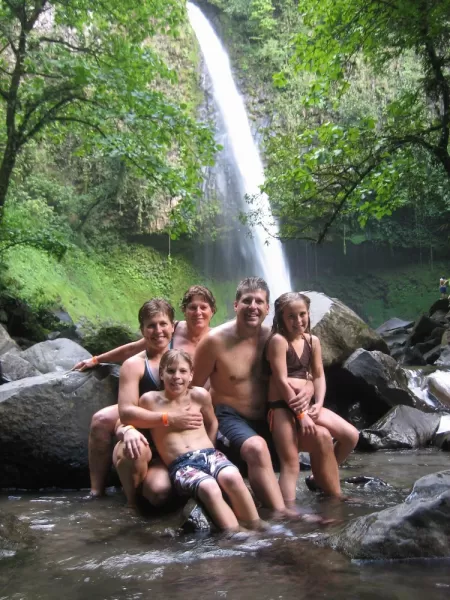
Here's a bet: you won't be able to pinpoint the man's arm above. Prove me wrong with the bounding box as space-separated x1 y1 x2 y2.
192 333 218 387
73 339 146 371
196 388 218 443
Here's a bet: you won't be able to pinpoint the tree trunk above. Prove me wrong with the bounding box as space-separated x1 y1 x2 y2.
0 139 19 223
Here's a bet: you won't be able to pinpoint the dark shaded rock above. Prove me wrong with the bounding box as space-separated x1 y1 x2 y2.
0 510 36 552
358 405 440 451
0 324 20 356
409 315 442 346
400 345 427 366
416 339 440 354
0 370 117 489
434 431 450 451
376 318 414 336
80 322 139 356
306 292 389 367
429 298 450 318
0 351 40 382
343 476 390 488
406 470 450 502
342 349 425 411
322 470 450 559
180 499 213 533
423 344 443 365
299 452 311 471
20 339 92 374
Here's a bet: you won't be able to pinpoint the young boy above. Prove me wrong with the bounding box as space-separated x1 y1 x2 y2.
127 349 261 531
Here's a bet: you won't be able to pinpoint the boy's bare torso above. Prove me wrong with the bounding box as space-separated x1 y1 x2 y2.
139 388 213 465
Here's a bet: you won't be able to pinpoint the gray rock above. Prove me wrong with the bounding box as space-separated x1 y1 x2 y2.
428 371 450 409
436 346 450 367
0 325 20 356
423 344 442 365
409 315 442 346
0 351 40 382
433 414 450 451
343 349 425 411
0 369 117 489
358 405 440 451
376 318 414 336
20 339 92 374
0 510 36 552
305 292 388 367
322 470 450 559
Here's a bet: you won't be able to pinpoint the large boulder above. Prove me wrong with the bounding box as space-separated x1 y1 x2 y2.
0 324 20 356
342 349 428 412
322 470 450 559
0 350 41 382
358 405 441 451
427 371 450 409
19 339 92 374
433 414 450 451
0 369 117 489
306 292 388 367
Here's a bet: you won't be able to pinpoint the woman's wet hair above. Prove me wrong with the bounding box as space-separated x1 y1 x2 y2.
235 277 270 303
272 292 311 336
180 285 217 314
138 298 175 329
159 349 194 376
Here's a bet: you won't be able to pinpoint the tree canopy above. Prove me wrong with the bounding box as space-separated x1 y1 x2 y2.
0 0 216 230
257 0 450 242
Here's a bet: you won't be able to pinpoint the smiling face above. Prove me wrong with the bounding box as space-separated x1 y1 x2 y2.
183 294 214 329
141 311 174 352
234 288 269 329
161 356 193 395
281 300 309 338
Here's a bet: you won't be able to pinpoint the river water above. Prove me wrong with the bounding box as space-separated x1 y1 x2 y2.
1 449 450 599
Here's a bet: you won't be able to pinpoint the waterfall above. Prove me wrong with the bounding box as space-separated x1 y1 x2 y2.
187 2 292 301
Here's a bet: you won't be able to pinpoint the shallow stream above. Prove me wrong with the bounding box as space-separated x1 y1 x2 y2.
1 450 450 599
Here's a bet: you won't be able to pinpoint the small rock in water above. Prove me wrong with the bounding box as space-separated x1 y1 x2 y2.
344 476 390 488
180 499 214 533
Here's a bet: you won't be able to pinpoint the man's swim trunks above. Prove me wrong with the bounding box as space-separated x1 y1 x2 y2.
215 404 272 452
168 448 237 499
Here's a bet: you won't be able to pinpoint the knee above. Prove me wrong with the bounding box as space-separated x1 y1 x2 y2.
198 478 223 503
218 469 244 492
314 426 334 450
241 436 271 467
142 474 172 507
90 407 117 439
346 426 360 450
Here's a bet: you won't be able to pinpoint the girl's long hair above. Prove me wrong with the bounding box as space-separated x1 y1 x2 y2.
271 292 311 338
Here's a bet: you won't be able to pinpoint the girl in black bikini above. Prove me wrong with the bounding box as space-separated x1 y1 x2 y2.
265 292 359 505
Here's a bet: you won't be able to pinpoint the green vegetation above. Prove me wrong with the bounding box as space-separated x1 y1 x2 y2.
3 241 235 331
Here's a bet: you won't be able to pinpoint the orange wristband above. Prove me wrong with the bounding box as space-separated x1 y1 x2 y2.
91 356 99 366
296 412 305 421
162 413 169 427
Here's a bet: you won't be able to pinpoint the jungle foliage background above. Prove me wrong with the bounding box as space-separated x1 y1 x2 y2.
1 0 450 342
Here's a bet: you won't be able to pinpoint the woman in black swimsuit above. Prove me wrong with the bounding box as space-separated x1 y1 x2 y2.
265 292 359 504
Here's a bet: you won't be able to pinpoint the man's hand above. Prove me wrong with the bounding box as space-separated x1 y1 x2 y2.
123 429 149 460
288 381 314 414
298 413 316 436
169 405 203 430
308 404 322 422
72 358 98 372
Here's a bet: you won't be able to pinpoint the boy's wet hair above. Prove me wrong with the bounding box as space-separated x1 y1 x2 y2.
180 285 217 314
235 277 270 303
159 349 193 376
272 292 311 336
138 299 175 329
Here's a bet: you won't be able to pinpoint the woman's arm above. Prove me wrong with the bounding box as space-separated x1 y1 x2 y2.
196 388 218 443
267 335 296 405
73 338 146 371
307 336 326 421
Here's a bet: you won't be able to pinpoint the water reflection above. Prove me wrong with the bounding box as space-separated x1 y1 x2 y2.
1 450 450 599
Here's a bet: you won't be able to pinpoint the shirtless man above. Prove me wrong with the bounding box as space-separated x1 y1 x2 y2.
116 349 260 530
74 286 216 497
193 277 342 517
